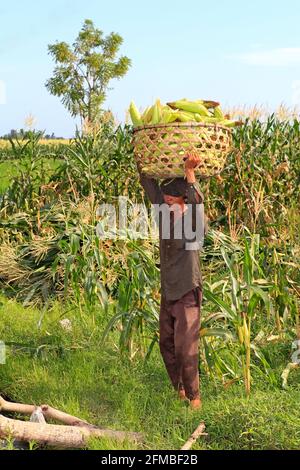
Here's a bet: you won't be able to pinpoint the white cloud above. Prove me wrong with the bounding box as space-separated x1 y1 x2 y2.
229 48 300 66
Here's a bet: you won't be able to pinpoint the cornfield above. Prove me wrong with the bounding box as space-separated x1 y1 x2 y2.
0 115 299 395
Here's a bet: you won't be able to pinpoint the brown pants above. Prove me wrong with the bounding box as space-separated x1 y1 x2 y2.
159 288 202 400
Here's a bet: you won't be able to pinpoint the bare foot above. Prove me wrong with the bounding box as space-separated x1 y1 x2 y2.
190 397 202 410
178 389 186 401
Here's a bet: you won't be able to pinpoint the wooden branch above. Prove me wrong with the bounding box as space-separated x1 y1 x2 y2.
0 396 142 448
0 415 142 449
0 396 89 426
0 396 35 415
181 422 206 450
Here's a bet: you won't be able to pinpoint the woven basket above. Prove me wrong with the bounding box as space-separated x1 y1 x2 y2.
132 122 232 179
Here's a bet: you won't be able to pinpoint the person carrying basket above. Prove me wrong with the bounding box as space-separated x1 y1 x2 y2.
137 152 207 410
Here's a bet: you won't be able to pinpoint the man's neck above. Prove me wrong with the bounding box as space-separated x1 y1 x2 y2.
170 202 188 222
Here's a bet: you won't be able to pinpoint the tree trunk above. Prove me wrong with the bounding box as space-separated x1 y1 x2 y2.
0 415 141 449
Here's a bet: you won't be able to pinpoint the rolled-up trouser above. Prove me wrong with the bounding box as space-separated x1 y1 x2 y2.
159 287 202 400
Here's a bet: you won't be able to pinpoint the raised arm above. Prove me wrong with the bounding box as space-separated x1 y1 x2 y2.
185 154 204 204
137 163 163 204
184 152 208 237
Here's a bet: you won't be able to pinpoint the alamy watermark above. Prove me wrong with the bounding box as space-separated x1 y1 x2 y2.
96 197 205 250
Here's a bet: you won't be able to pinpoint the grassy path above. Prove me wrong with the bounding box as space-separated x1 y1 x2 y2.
0 297 300 450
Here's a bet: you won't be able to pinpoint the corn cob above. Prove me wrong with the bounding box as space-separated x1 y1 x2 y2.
175 111 197 122
221 119 243 128
129 101 143 126
161 107 178 124
213 105 225 119
141 106 150 120
195 114 220 123
151 99 163 124
166 111 179 123
195 116 222 124
130 98 243 128
141 106 153 124
202 100 220 109
167 100 211 117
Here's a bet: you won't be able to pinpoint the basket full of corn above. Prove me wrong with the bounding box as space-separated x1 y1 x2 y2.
129 99 241 179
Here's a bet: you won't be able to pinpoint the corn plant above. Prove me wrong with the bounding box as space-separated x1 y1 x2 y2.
203 231 277 395
101 239 160 360
204 116 300 235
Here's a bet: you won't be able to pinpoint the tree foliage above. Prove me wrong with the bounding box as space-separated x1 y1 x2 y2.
46 19 131 123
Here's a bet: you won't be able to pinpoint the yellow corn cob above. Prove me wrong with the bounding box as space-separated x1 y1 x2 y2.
161 106 177 124
167 100 211 117
141 106 150 119
213 106 225 120
221 119 243 128
243 316 250 343
166 110 179 123
129 101 143 126
237 325 244 344
141 106 152 124
195 115 221 124
175 111 197 122
151 99 163 124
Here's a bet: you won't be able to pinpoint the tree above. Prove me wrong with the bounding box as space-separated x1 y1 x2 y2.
46 19 131 124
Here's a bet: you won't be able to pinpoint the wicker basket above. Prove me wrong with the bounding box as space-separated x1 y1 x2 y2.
132 122 232 179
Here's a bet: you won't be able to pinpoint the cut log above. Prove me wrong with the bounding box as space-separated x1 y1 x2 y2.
0 415 142 449
181 422 206 450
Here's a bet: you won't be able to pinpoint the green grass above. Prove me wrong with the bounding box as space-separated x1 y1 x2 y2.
0 296 300 450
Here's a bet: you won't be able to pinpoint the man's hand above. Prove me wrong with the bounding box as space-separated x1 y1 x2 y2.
185 152 203 170
184 152 203 183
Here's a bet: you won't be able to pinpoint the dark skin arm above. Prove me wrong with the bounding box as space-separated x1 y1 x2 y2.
185 152 204 204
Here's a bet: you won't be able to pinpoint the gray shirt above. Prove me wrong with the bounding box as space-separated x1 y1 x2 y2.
139 172 207 301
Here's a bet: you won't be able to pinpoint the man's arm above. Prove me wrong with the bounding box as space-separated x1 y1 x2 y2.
137 163 163 204
185 153 208 236
185 154 204 204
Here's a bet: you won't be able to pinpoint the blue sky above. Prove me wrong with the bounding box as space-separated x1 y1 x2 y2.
0 0 300 136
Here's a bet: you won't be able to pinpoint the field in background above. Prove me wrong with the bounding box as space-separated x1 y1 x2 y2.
0 139 70 148
225 104 300 121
